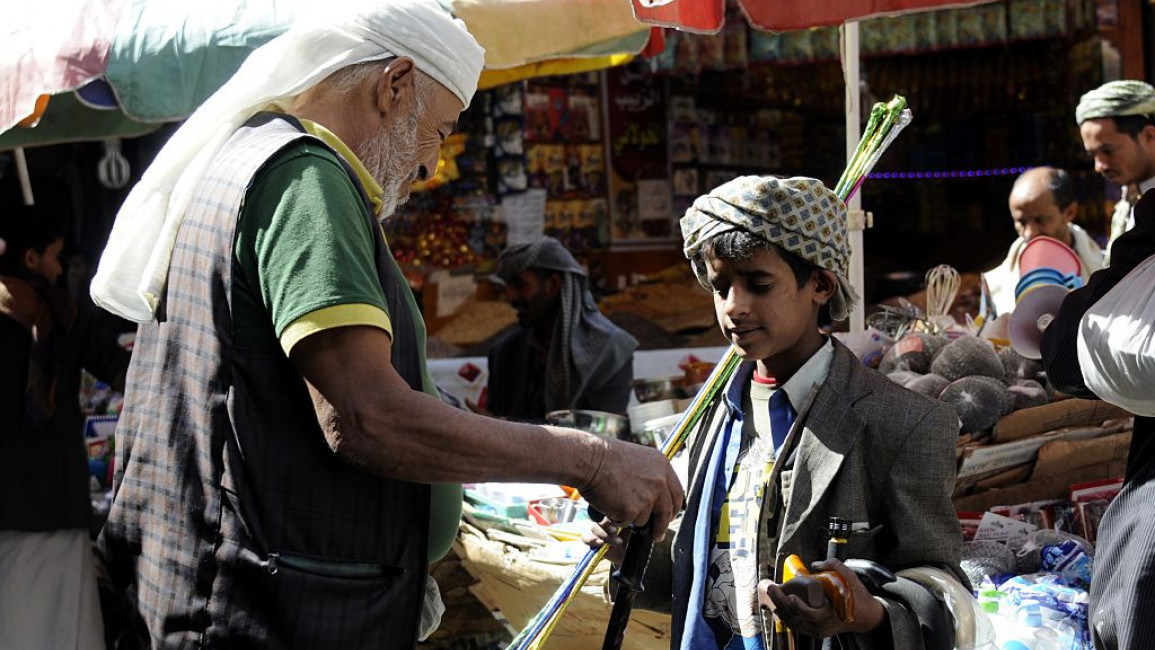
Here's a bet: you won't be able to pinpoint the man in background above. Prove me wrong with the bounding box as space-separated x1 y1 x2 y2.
487 236 637 420
982 166 1102 316
1076 80 1155 263
0 207 129 650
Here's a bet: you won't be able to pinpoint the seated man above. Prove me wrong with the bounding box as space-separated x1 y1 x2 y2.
486 236 637 420
590 176 966 649
982 166 1103 316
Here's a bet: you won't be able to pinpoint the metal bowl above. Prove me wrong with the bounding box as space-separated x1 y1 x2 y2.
632 375 687 403
546 409 630 439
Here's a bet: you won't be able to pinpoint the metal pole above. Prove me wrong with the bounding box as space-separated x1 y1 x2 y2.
842 22 864 333
14 147 34 206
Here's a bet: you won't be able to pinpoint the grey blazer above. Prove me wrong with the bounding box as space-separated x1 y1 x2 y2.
639 340 965 649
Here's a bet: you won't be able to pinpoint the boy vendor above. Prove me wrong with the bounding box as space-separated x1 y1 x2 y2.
590 176 965 649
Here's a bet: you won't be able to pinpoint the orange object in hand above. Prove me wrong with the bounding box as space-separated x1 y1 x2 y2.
780 554 855 623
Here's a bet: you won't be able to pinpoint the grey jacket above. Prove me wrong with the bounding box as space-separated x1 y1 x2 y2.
639 340 965 649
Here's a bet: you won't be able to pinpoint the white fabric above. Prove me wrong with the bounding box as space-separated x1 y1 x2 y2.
0 530 104 650
90 0 485 322
417 574 445 641
981 223 1104 317
1077 254 1155 417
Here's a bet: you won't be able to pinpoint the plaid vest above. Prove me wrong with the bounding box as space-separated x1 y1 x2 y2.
100 114 429 649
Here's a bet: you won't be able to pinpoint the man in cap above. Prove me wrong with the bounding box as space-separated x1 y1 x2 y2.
982 166 1103 317
1076 80 1155 260
485 236 636 420
1040 81 1155 650
91 2 682 647
588 177 965 649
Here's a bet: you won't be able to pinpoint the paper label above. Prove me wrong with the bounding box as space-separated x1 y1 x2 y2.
501 189 547 246
974 511 1038 549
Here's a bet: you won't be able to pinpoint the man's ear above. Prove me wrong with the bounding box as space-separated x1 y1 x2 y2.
22 248 39 273
1061 201 1079 223
375 57 418 114
545 272 563 297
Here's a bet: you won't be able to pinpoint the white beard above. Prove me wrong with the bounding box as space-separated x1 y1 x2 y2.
357 110 420 220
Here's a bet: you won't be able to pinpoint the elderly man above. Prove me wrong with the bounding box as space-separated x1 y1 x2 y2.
89 2 682 648
486 236 637 420
1076 80 1155 262
981 166 1103 316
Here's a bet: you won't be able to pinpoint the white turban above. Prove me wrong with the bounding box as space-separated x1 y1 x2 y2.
1076 80 1155 124
91 0 485 322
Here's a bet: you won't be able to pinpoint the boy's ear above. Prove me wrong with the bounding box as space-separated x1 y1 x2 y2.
813 269 838 305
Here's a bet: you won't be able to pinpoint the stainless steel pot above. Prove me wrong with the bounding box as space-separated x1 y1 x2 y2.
546 409 630 439
632 375 687 403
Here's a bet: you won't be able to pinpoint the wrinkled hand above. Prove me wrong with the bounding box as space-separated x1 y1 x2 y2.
757 559 885 638
579 438 683 542
582 518 632 566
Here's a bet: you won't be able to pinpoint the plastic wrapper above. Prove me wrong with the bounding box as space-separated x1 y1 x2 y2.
835 328 893 369
878 331 945 375
1039 540 1093 589
1014 528 1092 575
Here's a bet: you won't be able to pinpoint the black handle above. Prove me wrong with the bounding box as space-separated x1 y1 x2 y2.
844 558 897 595
601 522 654 650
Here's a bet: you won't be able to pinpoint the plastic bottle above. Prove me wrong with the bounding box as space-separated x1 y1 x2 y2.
999 601 1061 650
1039 605 1079 649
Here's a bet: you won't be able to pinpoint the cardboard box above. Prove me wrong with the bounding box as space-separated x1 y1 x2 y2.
957 426 1109 480
953 463 1034 498
1031 431 1132 480
992 399 1130 443
952 459 1127 512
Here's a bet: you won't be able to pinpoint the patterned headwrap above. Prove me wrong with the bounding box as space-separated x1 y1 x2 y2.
496 237 637 412
1076 80 1155 124
681 175 859 321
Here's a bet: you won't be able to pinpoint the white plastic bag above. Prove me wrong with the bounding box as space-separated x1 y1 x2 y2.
1077 254 1155 416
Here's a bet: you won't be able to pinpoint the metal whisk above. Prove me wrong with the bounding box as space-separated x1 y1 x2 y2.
925 265 960 325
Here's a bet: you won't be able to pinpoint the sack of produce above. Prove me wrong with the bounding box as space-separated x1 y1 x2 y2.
932 336 1003 382
940 376 1014 433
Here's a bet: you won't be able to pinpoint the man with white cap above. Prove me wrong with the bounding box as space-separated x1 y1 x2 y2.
91 2 682 647
1039 79 1155 650
1076 80 1155 261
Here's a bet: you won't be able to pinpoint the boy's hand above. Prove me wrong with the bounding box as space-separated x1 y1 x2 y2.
756 559 886 638
582 518 631 566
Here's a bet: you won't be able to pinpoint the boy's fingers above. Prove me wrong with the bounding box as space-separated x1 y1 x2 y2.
756 579 776 611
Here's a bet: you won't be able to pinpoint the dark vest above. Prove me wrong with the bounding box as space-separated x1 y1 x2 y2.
99 114 430 649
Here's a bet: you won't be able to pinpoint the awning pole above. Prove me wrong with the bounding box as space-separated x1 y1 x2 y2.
14 147 34 206
842 22 864 333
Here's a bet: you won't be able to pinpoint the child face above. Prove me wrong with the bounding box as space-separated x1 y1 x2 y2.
704 246 826 365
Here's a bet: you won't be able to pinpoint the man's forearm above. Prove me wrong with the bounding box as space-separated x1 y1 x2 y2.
311 381 606 488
